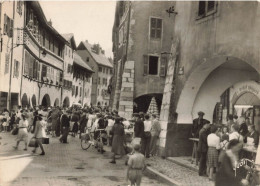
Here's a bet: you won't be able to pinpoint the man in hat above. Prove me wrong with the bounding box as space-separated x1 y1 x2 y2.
191 111 210 165
59 110 70 143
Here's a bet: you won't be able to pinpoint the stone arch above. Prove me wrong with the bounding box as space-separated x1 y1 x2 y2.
41 94 51 107
54 98 59 107
21 93 29 108
31 95 36 108
134 93 163 113
176 56 259 124
63 97 70 107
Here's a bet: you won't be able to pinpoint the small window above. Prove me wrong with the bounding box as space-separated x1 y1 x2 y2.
150 18 162 39
148 56 158 75
86 57 89 62
197 1 217 18
99 67 102 72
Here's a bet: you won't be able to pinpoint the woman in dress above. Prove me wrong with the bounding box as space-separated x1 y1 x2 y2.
32 114 46 155
13 114 29 150
110 117 126 164
207 125 220 181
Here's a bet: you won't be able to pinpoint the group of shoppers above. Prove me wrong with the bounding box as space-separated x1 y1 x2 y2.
192 111 259 185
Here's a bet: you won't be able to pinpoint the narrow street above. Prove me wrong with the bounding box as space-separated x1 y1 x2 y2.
0 133 167 186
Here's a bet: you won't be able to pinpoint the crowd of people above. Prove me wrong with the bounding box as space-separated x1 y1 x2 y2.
0 105 162 186
192 111 259 185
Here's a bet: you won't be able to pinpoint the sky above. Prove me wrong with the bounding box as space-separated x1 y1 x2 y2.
39 1 116 58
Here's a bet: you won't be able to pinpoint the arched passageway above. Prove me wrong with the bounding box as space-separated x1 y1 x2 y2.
176 56 259 124
41 94 51 108
134 93 162 114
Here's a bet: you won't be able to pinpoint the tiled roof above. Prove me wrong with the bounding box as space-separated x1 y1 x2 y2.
73 53 94 73
81 41 113 68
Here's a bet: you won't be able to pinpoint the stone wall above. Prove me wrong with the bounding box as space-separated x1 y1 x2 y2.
118 61 134 120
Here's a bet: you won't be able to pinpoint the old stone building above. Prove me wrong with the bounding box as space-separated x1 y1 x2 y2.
62 34 93 107
77 41 113 107
160 1 260 157
111 1 175 119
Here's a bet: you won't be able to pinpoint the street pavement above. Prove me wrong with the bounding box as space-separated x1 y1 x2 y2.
0 132 167 186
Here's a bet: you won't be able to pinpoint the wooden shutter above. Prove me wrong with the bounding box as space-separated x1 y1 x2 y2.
4 53 9 74
9 19 13 37
37 62 41 80
42 65 47 79
24 51 29 75
4 14 7 34
29 55 34 77
143 55 148 75
160 56 167 77
33 59 37 79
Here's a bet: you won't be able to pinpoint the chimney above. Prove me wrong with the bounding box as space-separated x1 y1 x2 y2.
48 19 52 26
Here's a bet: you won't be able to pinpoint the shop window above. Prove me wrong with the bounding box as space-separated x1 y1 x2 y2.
197 1 217 18
150 18 162 39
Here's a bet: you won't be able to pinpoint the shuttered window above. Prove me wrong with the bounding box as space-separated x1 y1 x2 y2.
13 60 20 78
33 59 38 79
42 65 47 79
29 54 34 77
24 51 29 75
198 1 206 16
160 56 167 77
208 1 215 12
4 53 9 74
150 18 162 39
37 62 41 80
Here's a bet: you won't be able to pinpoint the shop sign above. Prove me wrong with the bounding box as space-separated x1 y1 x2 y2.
235 85 260 96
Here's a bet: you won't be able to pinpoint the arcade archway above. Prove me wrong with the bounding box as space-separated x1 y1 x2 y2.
21 93 29 108
134 93 162 114
41 94 51 107
63 97 70 107
31 95 36 108
54 98 59 107
176 56 259 124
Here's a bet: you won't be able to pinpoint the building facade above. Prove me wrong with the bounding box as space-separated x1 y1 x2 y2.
0 1 94 110
159 1 260 157
77 41 113 107
110 1 175 119
0 1 24 110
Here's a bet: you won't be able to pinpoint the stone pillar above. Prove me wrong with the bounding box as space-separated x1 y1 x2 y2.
118 61 134 120
159 38 179 154
112 60 122 111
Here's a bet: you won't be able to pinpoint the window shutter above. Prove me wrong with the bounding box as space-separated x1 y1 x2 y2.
33 59 37 79
9 19 14 37
42 65 47 79
143 55 148 75
4 14 7 34
160 56 167 77
37 62 41 80
24 51 29 75
4 53 9 74
207 1 215 12
198 1 206 16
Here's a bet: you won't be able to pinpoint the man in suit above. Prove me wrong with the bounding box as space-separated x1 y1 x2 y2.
59 110 70 143
244 124 259 147
134 113 144 139
198 123 211 176
191 111 210 165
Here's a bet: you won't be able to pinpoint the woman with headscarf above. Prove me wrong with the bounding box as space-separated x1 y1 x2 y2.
13 114 29 150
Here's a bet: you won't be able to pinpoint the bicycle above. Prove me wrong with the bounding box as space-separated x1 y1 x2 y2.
81 128 107 153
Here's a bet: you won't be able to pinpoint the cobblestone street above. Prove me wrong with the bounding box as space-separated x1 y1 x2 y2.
0 133 166 186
